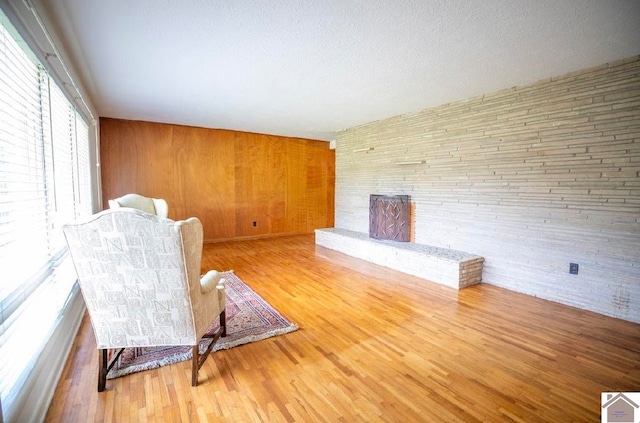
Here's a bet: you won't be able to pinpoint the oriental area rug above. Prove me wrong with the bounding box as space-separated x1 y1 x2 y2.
107 271 298 379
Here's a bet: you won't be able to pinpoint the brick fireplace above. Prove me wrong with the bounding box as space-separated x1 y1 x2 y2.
315 193 484 289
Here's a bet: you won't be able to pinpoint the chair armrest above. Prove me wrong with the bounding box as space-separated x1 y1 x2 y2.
200 270 221 293
199 271 226 319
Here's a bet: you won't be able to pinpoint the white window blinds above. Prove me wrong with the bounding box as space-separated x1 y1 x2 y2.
0 12 92 418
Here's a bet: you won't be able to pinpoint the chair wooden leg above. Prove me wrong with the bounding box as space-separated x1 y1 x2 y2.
98 349 107 392
221 310 227 337
97 347 126 392
191 345 200 387
191 309 227 387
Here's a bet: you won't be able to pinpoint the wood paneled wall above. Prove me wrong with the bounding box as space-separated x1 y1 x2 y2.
100 118 334 241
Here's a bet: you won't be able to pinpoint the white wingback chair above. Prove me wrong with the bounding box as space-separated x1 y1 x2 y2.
108 193 169 218
63 208 226 391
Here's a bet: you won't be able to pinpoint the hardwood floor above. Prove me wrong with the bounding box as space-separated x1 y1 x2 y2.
45 234 640 422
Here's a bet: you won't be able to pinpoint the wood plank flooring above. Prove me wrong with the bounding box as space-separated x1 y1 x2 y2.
45 234 640 422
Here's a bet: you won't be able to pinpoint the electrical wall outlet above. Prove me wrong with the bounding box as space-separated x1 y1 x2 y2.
569 263 579 275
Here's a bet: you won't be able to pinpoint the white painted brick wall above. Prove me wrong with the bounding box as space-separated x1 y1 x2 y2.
335 56 640 323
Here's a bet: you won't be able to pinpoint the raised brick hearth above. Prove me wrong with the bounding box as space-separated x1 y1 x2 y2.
315 228 484 289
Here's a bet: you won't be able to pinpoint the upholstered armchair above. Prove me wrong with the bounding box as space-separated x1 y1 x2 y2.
108 193 169 218
63 208 226 391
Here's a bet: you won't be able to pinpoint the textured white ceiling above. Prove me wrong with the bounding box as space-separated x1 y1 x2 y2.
42 0 640 141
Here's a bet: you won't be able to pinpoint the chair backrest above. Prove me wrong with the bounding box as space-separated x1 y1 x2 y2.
108 193 169 218
62 208 204 349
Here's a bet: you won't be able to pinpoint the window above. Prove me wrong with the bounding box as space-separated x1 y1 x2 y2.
0 11 92 418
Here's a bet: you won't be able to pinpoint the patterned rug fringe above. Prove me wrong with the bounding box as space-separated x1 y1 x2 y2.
214 325 298 351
